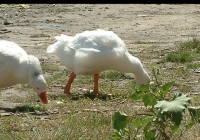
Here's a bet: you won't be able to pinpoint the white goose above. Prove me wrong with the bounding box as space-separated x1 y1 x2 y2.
0 40 48 104
47 29 150 96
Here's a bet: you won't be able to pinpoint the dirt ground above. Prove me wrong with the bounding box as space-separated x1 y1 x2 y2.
0 4 200 109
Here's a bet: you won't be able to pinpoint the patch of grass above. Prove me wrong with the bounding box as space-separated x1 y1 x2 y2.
3 104 45 113
48 93 70 101
187 63 200 69
179 38 200 50
100 70 128 80
177 84 192 93
1 99 116 140
42 62 70 86
74 75 93 84
165 51 195 63
14 84 31 90
165 38 200 63
173 66 191 77
46 70 70 85
41 62 60 73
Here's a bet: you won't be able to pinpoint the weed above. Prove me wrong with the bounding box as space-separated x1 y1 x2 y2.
112 63 200 140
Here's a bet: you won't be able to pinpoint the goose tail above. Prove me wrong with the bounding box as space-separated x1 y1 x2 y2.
47 34 73 54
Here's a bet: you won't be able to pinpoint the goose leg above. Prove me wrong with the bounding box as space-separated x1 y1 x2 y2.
64 72 76 96
93 73 101 96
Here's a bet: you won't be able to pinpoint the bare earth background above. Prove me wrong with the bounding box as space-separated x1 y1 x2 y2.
0 4 200 115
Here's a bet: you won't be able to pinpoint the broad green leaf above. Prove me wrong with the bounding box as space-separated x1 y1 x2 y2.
113 111 129 131
160 81 175 95
143 120 157 140
173 93 191 105
132 116 154 129
129 90 144 100
142 94 157 107
154 94 191 125
139 84 150 91
129 84 149 100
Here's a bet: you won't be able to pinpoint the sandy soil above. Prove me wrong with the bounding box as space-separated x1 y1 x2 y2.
0 4 200 108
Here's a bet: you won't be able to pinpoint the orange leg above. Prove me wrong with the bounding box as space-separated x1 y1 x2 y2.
64 72 76 96
93 73 100 95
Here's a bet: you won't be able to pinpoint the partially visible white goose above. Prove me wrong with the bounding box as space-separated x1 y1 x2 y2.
47 29 150 96
0 40 48 104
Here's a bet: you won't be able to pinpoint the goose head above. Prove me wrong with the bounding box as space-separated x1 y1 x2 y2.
134 69 150 86
27 55 48 104
115 52 150 86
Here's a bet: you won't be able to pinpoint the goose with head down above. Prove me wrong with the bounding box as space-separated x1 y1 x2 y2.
47 29 150 96
0 40 48 104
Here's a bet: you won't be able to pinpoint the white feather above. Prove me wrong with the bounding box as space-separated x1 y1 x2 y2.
0 40 48 103
47 29 150 86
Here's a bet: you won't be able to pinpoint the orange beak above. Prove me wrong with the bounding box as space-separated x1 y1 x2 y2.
39 92 48 104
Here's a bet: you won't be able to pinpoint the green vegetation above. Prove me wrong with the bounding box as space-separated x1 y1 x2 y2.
112 63 199 140
2 103 45 113
165 38 200 64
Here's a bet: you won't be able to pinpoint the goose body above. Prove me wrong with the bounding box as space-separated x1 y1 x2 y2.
47 29 150 96
0 40 48 104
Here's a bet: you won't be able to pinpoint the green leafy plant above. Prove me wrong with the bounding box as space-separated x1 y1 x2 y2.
112 63 199 140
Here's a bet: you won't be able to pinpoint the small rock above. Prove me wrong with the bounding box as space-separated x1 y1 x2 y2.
194 69 200 73
3 19 13 25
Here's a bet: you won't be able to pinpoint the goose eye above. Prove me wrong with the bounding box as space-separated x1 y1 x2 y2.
37 87 39 90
